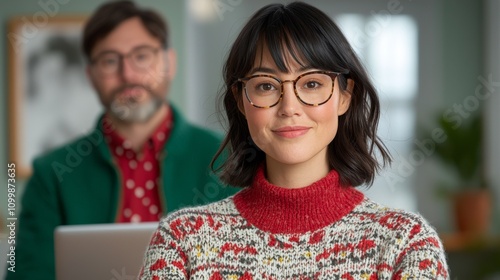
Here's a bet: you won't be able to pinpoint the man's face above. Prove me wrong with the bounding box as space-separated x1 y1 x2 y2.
87 17 176 123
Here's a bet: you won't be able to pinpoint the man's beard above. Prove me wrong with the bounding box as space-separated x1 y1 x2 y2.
108 84 164 123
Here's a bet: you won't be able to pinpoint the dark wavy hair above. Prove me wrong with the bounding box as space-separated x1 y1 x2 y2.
82 0 169 60
212 2 391 188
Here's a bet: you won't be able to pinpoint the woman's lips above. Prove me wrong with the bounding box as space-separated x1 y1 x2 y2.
273 126 310 138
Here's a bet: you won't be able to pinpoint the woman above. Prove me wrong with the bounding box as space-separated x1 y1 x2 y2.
139 2 449 279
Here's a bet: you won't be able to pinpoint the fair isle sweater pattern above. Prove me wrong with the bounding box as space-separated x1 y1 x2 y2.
139 168 449 279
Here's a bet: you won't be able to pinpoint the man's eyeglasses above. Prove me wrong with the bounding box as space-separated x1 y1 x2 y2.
237 71 344 108
90 46 161 75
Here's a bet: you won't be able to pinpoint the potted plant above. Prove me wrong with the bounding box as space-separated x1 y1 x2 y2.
426 111 491 236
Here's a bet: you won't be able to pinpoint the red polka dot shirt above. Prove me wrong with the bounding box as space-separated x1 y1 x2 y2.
104 111 172 223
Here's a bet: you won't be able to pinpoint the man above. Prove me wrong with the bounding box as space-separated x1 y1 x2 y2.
7 1 237 279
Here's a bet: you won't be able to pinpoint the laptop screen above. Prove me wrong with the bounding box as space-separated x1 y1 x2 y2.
54 222 158 280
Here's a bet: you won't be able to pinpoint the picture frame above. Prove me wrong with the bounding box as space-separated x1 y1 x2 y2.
7 16 102 178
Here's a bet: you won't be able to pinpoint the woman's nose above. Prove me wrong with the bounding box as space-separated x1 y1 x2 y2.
277 81 302 116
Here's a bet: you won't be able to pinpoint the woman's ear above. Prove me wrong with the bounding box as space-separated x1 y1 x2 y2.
338 79 354 116
232 84 245 117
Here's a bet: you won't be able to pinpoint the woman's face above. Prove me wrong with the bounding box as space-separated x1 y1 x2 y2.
239 46 352 174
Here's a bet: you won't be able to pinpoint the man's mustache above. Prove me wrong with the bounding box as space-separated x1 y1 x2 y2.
111 84 153 102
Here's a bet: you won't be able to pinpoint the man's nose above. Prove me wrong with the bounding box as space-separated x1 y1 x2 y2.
118 57 140 82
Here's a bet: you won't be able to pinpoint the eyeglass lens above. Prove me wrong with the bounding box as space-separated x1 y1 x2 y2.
93 46 158 75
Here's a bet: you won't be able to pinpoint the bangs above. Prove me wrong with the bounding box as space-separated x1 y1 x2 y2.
255 30 307 73
252 7 348 74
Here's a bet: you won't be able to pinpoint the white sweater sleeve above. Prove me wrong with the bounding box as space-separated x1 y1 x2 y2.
392 218 450 279
138 221 189 280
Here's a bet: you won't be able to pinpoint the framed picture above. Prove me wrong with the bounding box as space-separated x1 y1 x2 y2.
7 16 103 178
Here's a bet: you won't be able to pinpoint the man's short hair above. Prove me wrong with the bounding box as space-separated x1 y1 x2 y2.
82 0 169 60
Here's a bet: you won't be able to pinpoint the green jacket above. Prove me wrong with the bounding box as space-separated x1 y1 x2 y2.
7 106 238 280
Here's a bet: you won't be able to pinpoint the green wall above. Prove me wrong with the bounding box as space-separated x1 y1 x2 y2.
442 0 484 104
0 0 187 228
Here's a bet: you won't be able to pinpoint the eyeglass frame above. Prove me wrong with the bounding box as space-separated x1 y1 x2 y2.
89 45 162 75
237 70 346 109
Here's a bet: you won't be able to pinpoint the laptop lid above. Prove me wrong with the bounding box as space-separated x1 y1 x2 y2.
55 222 158 280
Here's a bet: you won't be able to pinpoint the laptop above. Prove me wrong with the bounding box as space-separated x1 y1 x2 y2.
54 222 158 280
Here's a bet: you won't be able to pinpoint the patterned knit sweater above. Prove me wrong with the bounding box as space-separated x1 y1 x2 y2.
139 167 449 279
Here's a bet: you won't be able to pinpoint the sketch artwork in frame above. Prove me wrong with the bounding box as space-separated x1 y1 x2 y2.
8 16 102 178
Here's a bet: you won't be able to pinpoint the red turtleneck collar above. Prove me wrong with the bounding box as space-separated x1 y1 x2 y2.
233 166 364 234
